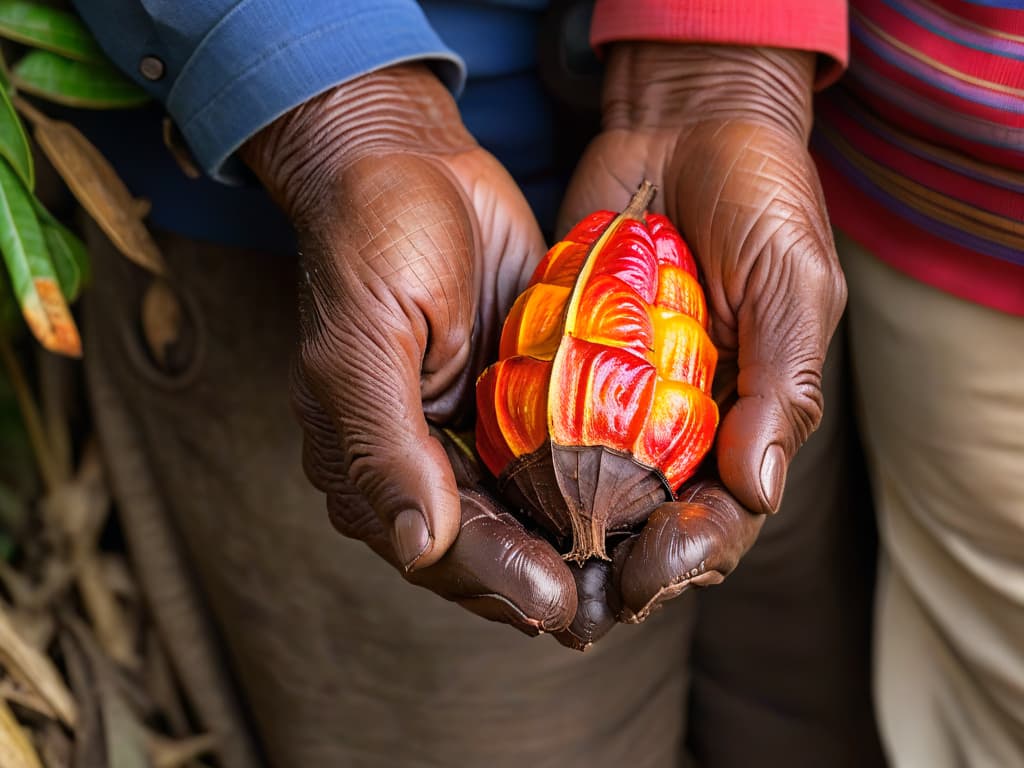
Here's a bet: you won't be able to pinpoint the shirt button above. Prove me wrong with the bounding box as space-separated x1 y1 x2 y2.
139 55 165 81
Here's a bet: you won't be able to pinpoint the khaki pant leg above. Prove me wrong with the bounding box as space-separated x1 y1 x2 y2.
685 327 887 767
840 232 1024 768
84 227 695 768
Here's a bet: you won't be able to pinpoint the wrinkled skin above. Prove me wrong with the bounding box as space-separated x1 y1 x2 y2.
241 65 579 635
555 43 847 647
241 42 845 645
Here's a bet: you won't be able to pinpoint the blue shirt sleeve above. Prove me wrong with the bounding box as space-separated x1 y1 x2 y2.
72 1 466 184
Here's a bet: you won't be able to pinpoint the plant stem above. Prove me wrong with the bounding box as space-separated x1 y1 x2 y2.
0 335 58 492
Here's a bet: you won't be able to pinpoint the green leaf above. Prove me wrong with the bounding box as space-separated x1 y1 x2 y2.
0 158 79 355
0 80 31 189
21 106 166 275
33 200 88 301
11 50 149 109
0 1 104 63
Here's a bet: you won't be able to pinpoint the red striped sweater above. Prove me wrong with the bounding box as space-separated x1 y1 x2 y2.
592 0 1024 315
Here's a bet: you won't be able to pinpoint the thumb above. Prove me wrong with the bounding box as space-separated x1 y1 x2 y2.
298 277 464 572
716 247 846 515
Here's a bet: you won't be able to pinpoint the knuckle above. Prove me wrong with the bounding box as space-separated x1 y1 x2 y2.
503 542 574 624
798 245 847 320
799 244 840 289
345 449 392 503
785 372 826 443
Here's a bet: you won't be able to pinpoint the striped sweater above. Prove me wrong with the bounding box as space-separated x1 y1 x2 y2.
593 0 1024 315
813 0 1024 315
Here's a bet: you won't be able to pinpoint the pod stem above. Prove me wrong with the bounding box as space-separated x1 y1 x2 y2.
621 180 657 221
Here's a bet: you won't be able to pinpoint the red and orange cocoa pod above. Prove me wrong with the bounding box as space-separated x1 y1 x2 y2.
476 181 718 562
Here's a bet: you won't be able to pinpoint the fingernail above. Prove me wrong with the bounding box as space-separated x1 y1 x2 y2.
759 444 787 512
392 509 431 571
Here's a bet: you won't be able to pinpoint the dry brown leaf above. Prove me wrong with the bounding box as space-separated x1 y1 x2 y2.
161 118 200 180
53 448 140 668
0 603 75 727
42 443 108 543
0 560 74 614
140 280 183 371
8 611 55 653
77 556 138 670
98 555 137 601
36 446 131 669
14 97 167 277
0 698 44 768
0 676 55 719
148 732 216 768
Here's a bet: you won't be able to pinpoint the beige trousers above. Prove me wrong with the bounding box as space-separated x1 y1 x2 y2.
840 233 1024 767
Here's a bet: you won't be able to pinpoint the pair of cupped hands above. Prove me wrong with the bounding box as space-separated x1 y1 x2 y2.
240 43 846 649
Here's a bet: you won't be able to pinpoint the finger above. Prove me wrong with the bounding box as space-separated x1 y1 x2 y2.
297 298 459 574
554 131 657 238
301 391 578 639
293 374 391 552
300 321 461 571
664 121 846 514
297 155 482 570
316 429 578 636
554 557 619 651
410 489 577 636
717 232 845 514
617 481 765 623
297 385 396 560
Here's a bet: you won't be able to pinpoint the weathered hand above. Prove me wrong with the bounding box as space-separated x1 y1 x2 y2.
242 64 577 634
557 479 765 650
556 43 845 648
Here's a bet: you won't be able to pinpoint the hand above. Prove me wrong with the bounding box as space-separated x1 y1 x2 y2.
242 65 577 635
555 43 846 647
558 480 766 650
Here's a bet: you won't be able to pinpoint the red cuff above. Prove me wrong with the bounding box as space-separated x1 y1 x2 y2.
591 0 849 90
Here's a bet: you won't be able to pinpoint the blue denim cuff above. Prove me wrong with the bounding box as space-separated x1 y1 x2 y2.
165 0 465 183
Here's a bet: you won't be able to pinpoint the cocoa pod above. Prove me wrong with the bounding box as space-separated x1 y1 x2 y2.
475 181 718 562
